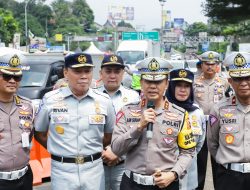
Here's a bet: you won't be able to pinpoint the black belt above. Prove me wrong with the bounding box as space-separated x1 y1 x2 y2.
51 152 101 164
103 160 125 166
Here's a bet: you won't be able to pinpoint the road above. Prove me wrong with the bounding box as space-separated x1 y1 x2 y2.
33 156 214 190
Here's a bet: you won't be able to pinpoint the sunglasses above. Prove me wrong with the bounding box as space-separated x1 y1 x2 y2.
0 73 22 82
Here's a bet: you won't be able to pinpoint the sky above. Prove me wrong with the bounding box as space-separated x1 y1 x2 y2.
39 0 208 30
85 0 208 30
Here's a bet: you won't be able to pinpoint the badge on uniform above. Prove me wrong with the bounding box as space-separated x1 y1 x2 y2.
225 134 234 144
89 114 105 124
95 101 101 114
129 109 141 117
123 97 128 103
55 125 64 134
163 137 174 145
51 114 70 124
213 95 219 103
209 114 218 127
22 132 30 148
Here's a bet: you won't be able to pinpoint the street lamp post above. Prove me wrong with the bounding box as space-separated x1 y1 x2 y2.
67 33 72 51
159 0 166 45
25 0 30 52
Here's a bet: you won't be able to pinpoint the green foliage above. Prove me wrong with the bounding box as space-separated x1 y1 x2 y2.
0 8 18 45
72 0 94 32
173 44 186 53
117 20 134 28
203 0 250 24
209 42 229 53
185 22 208 36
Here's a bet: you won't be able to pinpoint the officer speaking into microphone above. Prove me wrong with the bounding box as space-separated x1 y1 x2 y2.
111 57 196 190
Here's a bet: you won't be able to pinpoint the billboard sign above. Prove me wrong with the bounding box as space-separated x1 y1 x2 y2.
163 10 171 30
174 18 184 29
108 5 134 20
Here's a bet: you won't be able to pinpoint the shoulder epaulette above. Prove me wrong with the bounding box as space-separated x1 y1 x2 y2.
172 103 186 113
125 100 140 108
15 94 32 103
44 89 61 99
92 89 109 99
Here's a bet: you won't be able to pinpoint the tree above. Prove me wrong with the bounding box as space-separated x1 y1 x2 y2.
185 22 207 36
203 0 250 24
0 8 18 45
117 20 134 28
72 0 94 32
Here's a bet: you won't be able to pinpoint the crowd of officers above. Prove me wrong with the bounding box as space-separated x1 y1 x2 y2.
0 49 249 190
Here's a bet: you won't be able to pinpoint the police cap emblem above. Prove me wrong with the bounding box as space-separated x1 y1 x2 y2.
148 58 160 71
110 55 118 62
208 52 214 59
78 55 87 64
234 53 246 67
9 55 20 67
179 70 187 78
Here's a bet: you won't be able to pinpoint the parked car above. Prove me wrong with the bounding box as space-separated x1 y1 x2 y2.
18 54 64 106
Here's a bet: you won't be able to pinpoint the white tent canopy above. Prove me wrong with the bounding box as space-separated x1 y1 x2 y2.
83 42 104 55
0 47 27 56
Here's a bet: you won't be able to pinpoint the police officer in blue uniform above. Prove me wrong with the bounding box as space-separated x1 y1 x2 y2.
34 53 116 190
0 53 35 190
97 54 140 190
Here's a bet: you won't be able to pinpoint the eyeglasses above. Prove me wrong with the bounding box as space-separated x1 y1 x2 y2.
231 77 250 83
0 73 22 82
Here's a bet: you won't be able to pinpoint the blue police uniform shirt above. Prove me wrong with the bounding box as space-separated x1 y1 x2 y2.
97 85 140 114
34 86 115 156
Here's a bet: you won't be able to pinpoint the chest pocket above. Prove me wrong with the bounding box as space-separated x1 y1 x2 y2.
158 119 180 148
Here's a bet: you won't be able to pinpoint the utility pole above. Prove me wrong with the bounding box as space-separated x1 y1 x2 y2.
25 0 30 52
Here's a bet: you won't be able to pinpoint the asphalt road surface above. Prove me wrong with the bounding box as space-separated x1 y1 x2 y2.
33 156 214 190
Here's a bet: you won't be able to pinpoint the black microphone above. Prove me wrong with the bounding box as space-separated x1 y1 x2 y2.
146 100 155 140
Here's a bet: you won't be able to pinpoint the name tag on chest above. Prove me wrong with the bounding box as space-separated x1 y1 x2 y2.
89 115 105 124
51 114 70 123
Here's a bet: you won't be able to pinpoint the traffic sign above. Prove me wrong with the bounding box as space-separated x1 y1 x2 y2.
122 32 159 41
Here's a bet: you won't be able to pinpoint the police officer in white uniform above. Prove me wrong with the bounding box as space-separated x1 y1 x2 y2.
34 53 116 190
97 54 140 190
207 52 250 190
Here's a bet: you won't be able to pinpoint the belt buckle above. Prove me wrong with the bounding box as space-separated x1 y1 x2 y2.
243 163 250 173
10 171 19 180
75 156 84 164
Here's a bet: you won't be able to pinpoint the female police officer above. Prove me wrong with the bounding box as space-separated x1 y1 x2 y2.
166 69 206 190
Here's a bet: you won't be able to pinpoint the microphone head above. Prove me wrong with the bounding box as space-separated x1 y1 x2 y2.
147 100 155 109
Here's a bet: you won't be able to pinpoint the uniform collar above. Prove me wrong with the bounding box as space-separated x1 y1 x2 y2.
62 86 95 100
101 85 123 96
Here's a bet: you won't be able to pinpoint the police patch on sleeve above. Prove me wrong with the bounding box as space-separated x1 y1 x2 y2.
178 112 196 149
116 111 124 125
209 114 218 127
